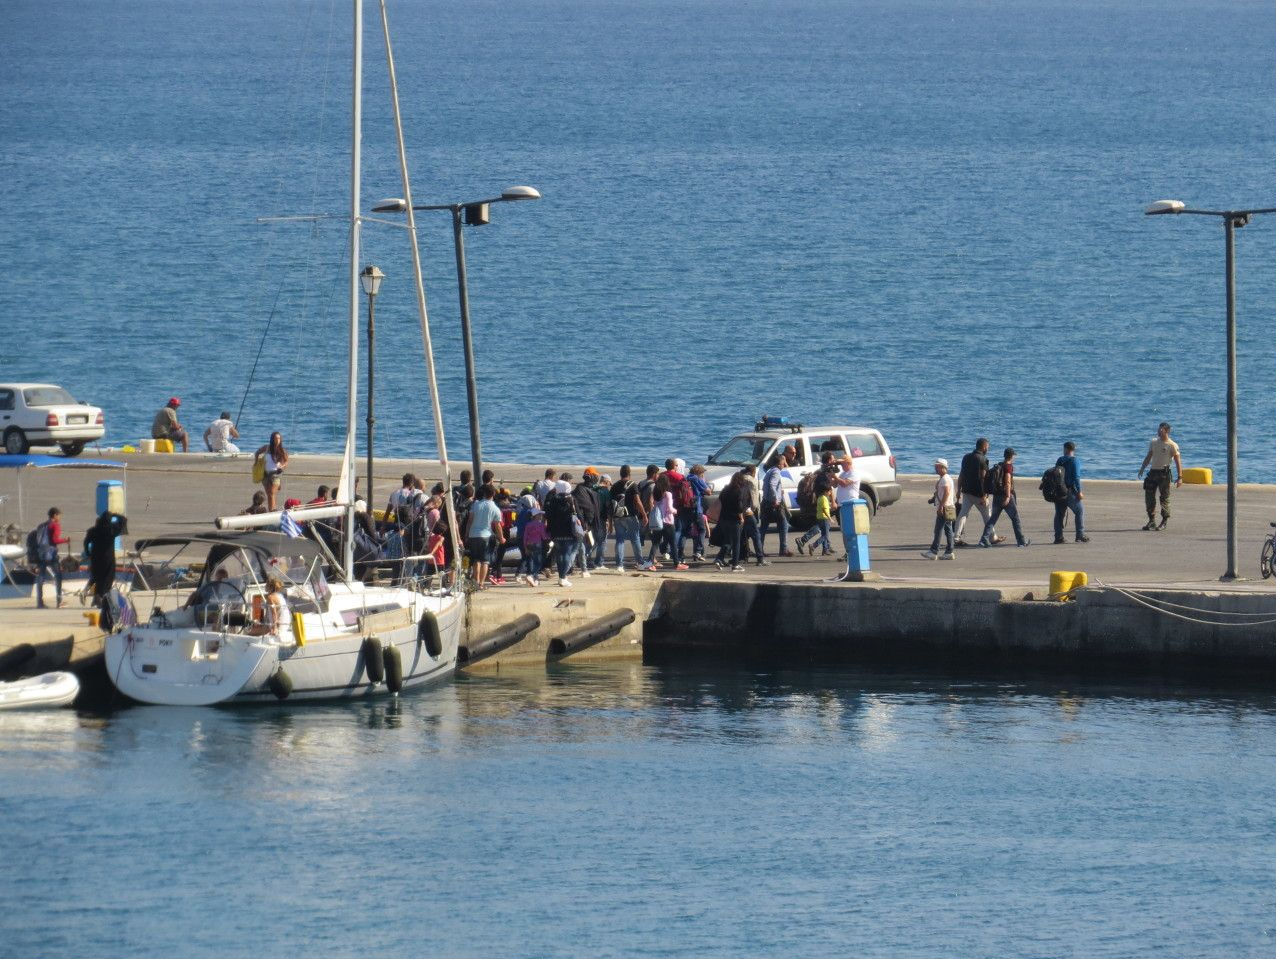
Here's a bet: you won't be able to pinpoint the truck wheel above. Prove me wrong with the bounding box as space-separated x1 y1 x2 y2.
4 429 28 455
60 441 85 457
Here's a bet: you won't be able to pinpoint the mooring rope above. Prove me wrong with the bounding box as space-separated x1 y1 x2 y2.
1088 577 1276 628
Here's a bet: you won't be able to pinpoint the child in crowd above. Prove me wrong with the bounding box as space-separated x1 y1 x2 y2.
520 509 548 587
797 490 834 556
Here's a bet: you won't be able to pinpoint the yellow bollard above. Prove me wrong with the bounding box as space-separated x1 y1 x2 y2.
1182 467 1212 485
291 611 307 646
1049 571 1088 599
153 438 175 454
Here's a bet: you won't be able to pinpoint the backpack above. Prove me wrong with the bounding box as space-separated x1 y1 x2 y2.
1040 465 1069 504
25 524 42 564
672 475 695 510
984 462 1005 498
611 481 631 519
395 490 424 529
796 472 818 511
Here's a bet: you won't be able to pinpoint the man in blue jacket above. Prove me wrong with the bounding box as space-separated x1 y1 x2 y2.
1054 441 1089 544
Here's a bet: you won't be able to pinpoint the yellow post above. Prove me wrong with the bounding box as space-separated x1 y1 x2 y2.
291 611 307 646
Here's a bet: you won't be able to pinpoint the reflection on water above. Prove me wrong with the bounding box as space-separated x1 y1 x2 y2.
4 659 1276 958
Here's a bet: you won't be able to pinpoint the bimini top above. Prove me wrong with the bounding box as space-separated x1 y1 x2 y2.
136 530 323 563
0 454 127 469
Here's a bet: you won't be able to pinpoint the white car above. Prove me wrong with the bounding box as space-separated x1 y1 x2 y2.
702 417 902 515
0 383 105 457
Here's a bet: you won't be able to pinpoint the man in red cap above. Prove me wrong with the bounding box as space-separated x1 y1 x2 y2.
151 397 189 452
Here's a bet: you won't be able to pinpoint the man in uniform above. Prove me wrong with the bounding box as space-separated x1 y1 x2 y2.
1137 421 1183 531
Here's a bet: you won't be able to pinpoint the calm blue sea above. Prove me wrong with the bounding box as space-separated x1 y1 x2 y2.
4 0 1276 480
3 661 1276 957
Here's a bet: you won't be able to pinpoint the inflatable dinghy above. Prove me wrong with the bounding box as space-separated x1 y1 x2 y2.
0 672 80 710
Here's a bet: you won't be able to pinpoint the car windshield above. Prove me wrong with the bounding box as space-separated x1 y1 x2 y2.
708 435 773 467
23 386 77 407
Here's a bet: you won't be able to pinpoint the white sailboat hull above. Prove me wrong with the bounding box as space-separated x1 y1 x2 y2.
104 585 462 706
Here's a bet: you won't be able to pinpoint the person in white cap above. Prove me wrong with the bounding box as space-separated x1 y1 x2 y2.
922 458 956 560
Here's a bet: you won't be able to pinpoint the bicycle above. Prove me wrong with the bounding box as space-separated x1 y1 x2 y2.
1262 523 1276 579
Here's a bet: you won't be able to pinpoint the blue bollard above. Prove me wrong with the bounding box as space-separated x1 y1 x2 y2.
96 480 125 553
838 498 877 581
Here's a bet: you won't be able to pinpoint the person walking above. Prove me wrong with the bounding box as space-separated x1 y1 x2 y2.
584 468 610 570
712 472 746 571
685 464 711 562
545 480 581 587
954 437 1001 547
759 453 794 557
796 486 834 556
1053 441 1089 544
921 458 957 560
34 507 70 608
610 465 652 572
1137 421 1183 531
254 432 288 511
979 448 1031 548
739 464 767 566
569 471 600 576
463 484 504 589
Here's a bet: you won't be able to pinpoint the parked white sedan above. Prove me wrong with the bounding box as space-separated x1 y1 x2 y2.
0 383 105 457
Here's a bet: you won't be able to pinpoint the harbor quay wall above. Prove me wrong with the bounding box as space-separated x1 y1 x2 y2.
643 579 1276 672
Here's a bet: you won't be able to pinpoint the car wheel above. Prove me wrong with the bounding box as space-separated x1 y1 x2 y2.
3 429 28 455
60 441 85 457
862 490 878 517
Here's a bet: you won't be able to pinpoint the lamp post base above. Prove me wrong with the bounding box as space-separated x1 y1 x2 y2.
837 570 882 583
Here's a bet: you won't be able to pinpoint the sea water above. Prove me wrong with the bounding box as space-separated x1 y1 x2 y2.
3 660 1275 957
4 0 1276 478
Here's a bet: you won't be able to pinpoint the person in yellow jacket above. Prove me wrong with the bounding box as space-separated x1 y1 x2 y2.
796 490 834 556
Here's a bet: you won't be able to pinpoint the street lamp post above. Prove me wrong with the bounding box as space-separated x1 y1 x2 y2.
1146 199 1276 580
372 186 540 484
360 264 385 501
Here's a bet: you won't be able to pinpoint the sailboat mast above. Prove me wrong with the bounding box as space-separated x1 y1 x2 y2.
344 0 364 579
377 0 461 572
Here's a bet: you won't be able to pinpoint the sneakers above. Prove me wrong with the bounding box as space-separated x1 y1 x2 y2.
780 550 795 557
1157 518 1168 531
559 577 573 588
756 559 770 566
1053 537 1066 545
1075 534 1091 543
820 549 834 557
581 569 591 578
693 554 706 563
524 574 537 587
939 552 955 560
714 559 724 570
954 539 968 548
1018 539 1032 547
796 541 807 555
921 550 938 560
675 563 689 571
639 562 655 571
730 565 743 572
977 540 991 548
1142 519 1157 531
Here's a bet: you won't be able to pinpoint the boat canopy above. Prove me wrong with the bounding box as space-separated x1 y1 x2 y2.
136 531 324 564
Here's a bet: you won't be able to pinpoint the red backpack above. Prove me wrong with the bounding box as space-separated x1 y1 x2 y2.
672 475 695 510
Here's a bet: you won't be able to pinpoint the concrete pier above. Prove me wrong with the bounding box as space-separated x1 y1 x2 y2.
5 449 1276 682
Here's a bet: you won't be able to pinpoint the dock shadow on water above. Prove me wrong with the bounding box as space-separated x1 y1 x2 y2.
4 652 1276 958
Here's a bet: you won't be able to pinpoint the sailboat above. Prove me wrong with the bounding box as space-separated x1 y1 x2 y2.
104 0 466 705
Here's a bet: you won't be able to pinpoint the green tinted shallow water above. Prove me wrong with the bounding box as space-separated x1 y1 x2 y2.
2 659 1275 957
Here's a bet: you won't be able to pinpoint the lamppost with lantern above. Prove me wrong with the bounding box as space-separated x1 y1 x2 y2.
372 186 540 484
360 263 385 499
